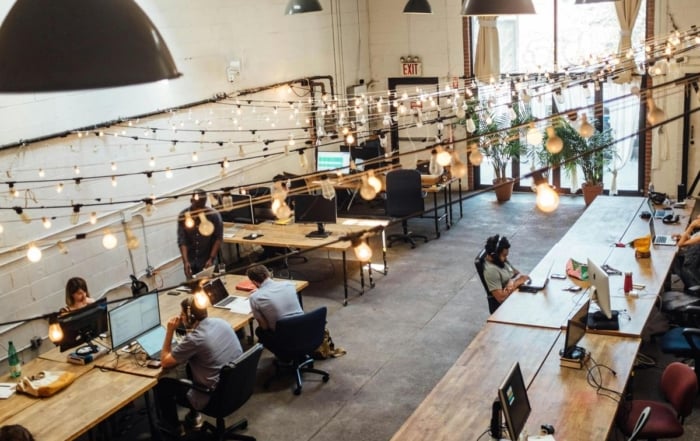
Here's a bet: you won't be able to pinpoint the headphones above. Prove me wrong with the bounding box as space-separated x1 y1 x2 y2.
662 214 680 224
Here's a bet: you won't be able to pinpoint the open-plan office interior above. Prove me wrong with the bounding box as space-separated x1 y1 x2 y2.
1 0 700 440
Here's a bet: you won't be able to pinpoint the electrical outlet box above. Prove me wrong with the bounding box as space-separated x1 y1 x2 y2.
30 336 42 350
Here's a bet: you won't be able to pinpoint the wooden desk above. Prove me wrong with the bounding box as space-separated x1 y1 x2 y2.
224 218 387 305
7 368 155 441
390 323 560 441
422 177 462 239
526 332 640 440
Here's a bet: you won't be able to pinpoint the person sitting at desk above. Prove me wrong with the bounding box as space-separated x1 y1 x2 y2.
482 235 530 304
0 424 35 441
155 296 242 438
59 277 95 314
177 188 223 279
673 215 700 288
247 264 303 352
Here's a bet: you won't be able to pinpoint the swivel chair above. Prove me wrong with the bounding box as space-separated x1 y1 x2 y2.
179 344 263 440
659 305 700 386
475 249 500 314
262 307 330 395
616 362 697 440
627 406 651 441
384 169 428 248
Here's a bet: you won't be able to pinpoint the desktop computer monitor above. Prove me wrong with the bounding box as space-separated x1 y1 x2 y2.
293 194 337 238
218 193 257 224
587 258 619 330
560 299 590 359
108 292 161 351
497 361 531 441
317 151 351 173
57 298 108 354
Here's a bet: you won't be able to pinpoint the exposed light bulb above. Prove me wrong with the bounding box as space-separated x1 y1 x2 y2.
102 230 118 249
111 176 118 187
321 178 336 200
578 114 594 139
149 157 156 167
48 320 64 343
526 123 543 145
194 289 210 309
73 165 80 175
89 212 97 225
367 171 382 193
184 211 195 229
436 148 452 167
27 244 42 262
56 182 64 193
360 175 378 200
646 97 666 125
545 127 564 154
165 167 173 179
469 146 483 166
535 183 560 213
42 217 52 229
38 168 45 178
353 239 373 262
111 162 117 171
57 240 68 254
192 151 198 162
198 212 214 236
451 152 468 179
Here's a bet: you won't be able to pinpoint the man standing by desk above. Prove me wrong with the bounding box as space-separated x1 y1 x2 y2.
155 296 242 437
247 265 303 352
177 189 223 278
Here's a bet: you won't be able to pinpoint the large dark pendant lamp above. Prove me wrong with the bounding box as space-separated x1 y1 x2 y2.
403 0 432 14
461 0 536 15
285 0 323 15
0 0 181 92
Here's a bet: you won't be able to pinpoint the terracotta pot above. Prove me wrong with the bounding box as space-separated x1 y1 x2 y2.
493 178 514 202
582 182 604 206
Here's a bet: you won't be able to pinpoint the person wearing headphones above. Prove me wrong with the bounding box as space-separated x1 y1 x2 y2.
482 234 530 304
177 188 224 279
155 296 242 438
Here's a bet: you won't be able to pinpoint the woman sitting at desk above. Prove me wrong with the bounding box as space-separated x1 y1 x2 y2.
60 277 95 314
482 235 530 304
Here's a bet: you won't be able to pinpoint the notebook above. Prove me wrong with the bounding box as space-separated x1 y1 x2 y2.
204 278 241 309
137 325 166 360
519 262 554 293
192 265 215 280
647 198 671 219
235 278 257 292
649 218 677 246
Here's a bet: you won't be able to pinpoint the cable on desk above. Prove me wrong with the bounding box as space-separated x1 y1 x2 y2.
475 426 492 440
586 355 622 402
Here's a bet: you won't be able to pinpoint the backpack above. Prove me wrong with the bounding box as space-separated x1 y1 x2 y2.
313 328 346 360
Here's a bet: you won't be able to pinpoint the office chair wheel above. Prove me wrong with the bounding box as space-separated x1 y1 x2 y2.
240 420 248 430
294 386 302 395
322 374 330 382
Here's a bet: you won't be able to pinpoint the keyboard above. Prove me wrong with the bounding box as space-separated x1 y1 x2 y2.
215 296 236 308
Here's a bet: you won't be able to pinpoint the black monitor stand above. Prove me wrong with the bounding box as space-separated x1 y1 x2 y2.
490 400 502 439
306 222 330 238
587 310 620 331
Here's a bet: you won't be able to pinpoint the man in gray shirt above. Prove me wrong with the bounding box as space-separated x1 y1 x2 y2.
247 265 303 352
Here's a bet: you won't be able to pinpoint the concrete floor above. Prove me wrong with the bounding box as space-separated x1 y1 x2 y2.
106 191 699 441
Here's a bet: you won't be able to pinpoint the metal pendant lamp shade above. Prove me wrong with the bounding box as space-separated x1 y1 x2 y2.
0 0 181 92
461 0 536 16
403 0 432 14
285 0 323 15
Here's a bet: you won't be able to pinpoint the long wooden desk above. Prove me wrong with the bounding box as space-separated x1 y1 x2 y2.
224 218 388 305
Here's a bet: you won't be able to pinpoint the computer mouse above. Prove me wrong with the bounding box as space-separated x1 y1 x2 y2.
541 424 555 435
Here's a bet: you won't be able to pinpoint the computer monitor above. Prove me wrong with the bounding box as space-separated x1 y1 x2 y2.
560 299 590 359
57 298 108 354
218 193 257 224
317 151 351 173
108 292 161 352
498 361 531 441
293 194 337 238
587 258 619 330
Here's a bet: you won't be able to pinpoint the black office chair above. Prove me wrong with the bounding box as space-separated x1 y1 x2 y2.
262 307 330 395
384 169 428 249
659 305 700 386
180 343 263 440
475 249 500 314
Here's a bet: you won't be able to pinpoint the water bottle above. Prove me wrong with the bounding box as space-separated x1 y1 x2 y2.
7 341 21 378
648 181 654 196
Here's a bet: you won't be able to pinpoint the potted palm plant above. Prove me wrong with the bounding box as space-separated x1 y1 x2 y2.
541 116 615 206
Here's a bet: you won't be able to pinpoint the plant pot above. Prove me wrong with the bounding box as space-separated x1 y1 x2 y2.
493 178 514 202
582 182 603 206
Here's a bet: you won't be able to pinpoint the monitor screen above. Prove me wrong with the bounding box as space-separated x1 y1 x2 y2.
317 151 351 173
218 193 256 224
293 194 337 238
587 258 612 319
562 299 590 358
57 298 108 353
108 292 161 351
498 361 531 441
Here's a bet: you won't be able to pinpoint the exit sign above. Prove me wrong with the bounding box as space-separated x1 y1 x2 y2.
401 62 422 77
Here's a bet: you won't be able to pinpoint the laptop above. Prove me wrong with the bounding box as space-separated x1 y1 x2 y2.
519 262 554 293
649 218 677 246
136 325 166 360
204 278 239 309
647 198 671 219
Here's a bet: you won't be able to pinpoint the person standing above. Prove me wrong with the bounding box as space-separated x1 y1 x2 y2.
177 189 223 278
482 234 530 304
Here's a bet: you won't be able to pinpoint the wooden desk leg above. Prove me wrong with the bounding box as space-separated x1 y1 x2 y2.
342 251 348 306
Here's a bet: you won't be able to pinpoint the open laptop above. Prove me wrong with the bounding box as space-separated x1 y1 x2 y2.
204 278 239 309
519 261 554 293
647 198 671 219
136 325 166 360
649 217 677 246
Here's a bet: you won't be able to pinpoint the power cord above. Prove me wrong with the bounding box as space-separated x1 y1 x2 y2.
586 355 622 402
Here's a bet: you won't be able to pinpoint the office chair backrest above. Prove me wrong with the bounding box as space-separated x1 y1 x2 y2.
662 362 698 419
203 343 263 418
385 169 424 217
272 307 327 358
475 249 500 314
627 406 651 441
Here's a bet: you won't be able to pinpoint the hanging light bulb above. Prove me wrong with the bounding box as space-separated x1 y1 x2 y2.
48 315 63 344
465 117 476 133
646 97 666 125
73 165 80 175
352 237 372 262
346 132 355 145
56 182 64 193
191 151 198 162
15 207 30 224
367 170 382 193
276 201 292 220
222 157 230 169
165 167 173 179
428 149 443 175
451 151 468 179
57 240 68 255
436 147 452 167
184 211 195 229
320 176 336 200
38 168 45 177
0 223 4 233
533 173 559 213
193 288 210 309
110 162 117 171
469 145 483 166
125 226 140 249
545 127 563 154
526 122 543 145
102 229 118 249
578 114 594 139
198 212 214 236
42 217 52 229
298 150 309 170
70 205 80 225
27 243 42 263
89 212 97 225
360 175 378 200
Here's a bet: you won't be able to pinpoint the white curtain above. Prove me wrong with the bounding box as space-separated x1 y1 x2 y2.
607 81 640 193
613 0 642 84
474 16 500 83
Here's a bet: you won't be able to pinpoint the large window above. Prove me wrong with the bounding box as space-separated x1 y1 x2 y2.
471 0 646 193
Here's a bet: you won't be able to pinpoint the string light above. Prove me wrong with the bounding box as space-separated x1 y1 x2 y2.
89 212 97 225
111 176 118 187
193 288 210 309
42 217 52 229
111 162 117 171
125 226 140 250
38 168 45 178
578 114 594 139
198 212 214 236
27 243 42 263
352 237 372 262
48 315 63 343
545 127 563 154
102 229 118 249
56 182 64 193
184 211 195 229
70 205 81 225
57 240 68 254
14 207 30 224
